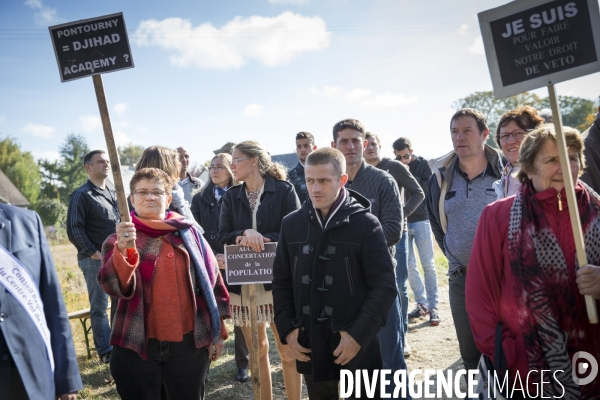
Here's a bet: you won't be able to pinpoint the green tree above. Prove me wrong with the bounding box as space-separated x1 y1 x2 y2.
36 198 67 226
39 133 90 203
118 143 144 166
452 91 595 147
0 136 41 205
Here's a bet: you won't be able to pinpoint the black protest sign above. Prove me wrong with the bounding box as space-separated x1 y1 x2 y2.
479 0 600 98
49 13 134 82
225 244 277 285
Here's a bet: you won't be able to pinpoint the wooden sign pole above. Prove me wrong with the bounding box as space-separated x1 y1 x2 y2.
548 84 598 324
242 283 261 399
92 74 134 248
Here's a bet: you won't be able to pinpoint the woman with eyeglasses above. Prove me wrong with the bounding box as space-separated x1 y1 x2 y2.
218 141 301 400
493 106 544 199
134 146 196 222
99 168 230 399
191 153 251 382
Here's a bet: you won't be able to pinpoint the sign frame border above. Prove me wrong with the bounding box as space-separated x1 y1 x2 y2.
478 0 600 99
224 243 277 286
48 12 135 83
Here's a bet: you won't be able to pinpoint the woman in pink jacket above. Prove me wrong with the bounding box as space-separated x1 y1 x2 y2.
466 125 600 399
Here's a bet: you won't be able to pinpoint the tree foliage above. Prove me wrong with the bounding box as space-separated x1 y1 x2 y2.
118 143 145 166
36 198 67 226
39 133 90 203
0 136 41 205
453 91 595 147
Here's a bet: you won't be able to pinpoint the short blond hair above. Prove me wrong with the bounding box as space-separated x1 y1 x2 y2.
517 124 586 183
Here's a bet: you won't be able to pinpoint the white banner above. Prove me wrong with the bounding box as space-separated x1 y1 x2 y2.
0 245 54 371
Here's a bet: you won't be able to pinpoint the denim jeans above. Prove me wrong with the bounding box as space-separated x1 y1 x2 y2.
448 271 480 371
111 332 210 400
78 257 112 356
407 220 439 309
394 231 409 337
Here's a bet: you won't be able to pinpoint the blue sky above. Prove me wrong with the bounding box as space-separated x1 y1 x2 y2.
1 0 599 168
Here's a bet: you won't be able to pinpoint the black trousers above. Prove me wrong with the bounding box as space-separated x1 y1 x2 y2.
110 332 210 400
234 325 249 369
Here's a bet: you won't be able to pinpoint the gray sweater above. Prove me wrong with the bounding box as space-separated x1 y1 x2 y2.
346 161 402 247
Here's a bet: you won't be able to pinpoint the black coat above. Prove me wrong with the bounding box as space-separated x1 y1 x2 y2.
191 181 225 254
218 175 300 294
272 189 397 381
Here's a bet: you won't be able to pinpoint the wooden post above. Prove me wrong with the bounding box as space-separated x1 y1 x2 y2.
548 84 598 324
92 74 134 248
242 284 261 399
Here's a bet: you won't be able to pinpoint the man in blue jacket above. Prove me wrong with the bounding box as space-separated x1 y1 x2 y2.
0 203 82 399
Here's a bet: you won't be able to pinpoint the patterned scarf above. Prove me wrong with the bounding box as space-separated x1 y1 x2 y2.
131 211 222 344
508 181 600 399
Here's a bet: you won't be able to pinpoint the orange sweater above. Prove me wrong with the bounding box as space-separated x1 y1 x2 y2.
112 239 194 341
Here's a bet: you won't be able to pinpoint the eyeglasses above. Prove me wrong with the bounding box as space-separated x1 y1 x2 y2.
208 166 226 172
231 157 251 165
499 129 531 143
132 190 167 198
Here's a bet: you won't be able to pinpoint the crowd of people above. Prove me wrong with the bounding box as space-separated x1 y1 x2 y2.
0 98 599 400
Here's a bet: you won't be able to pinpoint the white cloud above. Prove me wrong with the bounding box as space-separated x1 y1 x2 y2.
362 93 417 107
458 24 469 35
79 115 102 133
24 0 61 26
32 150 61 162
113 103 129 118
309 85 344 99
469 36 485 55
309 86 416 108
269 0 308 4
21 123 56 138
113 131 136 147
134 11 330 69
243 104 263 117
344 88 372 101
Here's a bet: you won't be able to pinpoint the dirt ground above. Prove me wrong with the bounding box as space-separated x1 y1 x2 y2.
52 243 468 399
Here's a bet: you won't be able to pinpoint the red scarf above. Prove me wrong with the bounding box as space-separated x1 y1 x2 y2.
508 180 600 399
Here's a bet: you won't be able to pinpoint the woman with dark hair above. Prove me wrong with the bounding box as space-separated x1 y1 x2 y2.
218 141 301 400
467 125 600 398
99 168 230 399
493 106 545 198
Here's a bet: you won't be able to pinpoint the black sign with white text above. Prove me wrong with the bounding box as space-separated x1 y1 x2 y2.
491 0 595 86
479 0 600 98
225 243 277 285
49 13 134 82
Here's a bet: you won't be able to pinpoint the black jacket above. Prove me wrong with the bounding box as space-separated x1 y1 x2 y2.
191 181 225 254
272 189 396 381
287 162 308 204
581 113 600 193
376 157 424 220
400 155 433 223
66 180 120 260
218 175 300 294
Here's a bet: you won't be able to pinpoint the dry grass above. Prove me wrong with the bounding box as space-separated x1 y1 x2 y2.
52 239 458 399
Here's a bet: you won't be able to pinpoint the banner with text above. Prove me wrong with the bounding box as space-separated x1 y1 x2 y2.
49 12 134 82
225 243 277 285
479 0 600 98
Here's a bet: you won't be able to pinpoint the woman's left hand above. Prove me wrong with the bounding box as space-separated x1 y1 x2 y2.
211 338 224 362
576 264 600 300
235 229 271 252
